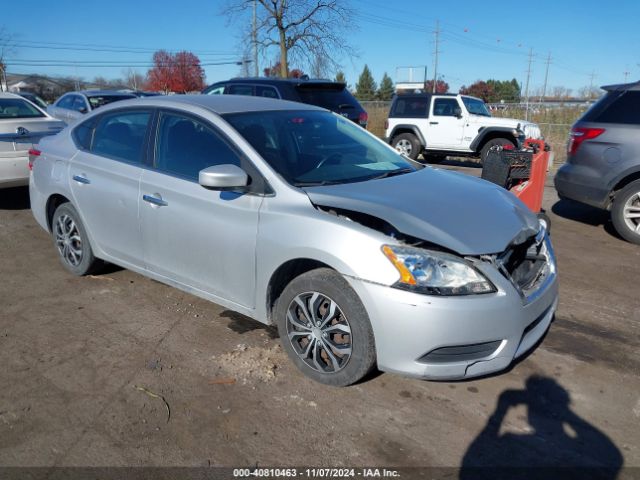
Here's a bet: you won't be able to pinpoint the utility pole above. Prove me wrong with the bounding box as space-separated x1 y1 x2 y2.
588 70 596 100
252 0 259 77
539 52 551 104
524 47 533 121
432 20 440 93
623 68 630 82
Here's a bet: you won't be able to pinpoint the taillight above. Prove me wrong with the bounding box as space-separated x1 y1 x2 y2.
359 111 368 125
568 127 605 155
28 148 41 171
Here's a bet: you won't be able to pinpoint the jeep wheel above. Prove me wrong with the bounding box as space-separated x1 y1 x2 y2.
611 180 640 245
480 138 515 164
392 133 421 160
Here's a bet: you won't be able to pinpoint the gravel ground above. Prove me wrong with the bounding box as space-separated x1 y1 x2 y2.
0 166 638 476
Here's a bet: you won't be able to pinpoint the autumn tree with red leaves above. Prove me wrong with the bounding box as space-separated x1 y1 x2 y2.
459 81 494 102
424 79 450 94
146 50 205 93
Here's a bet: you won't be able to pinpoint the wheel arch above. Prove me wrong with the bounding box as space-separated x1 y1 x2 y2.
265 258 335 323
471 127 518 153
389 125 426 147
45 193 72 232
607 168 640 208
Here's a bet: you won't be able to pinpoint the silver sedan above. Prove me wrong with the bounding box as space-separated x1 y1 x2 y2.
0 92 64 189
30 95 558 386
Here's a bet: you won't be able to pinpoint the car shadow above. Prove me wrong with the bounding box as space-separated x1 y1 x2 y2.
551 199 624 241
0 186 30 210
220 310 279 339
459 375 623 479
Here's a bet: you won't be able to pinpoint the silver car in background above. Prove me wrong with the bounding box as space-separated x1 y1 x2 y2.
30 95 558 386
0 92 64 189
47 90 136 124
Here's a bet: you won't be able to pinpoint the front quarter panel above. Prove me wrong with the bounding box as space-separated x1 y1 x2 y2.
254 193 401 323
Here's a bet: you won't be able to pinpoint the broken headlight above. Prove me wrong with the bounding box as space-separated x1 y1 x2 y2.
382 245 496 296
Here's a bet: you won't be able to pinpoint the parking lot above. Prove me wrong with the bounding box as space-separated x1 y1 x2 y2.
0 164 639 473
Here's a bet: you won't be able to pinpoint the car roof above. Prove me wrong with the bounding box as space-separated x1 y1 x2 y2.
602 80 640 92
110 94 324 115
78 90 137 97
212 77 345 87
0 92 27 99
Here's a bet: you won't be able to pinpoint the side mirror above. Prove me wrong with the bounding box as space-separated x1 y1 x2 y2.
199 164 248 190
453 107 463 119
78 107 88 114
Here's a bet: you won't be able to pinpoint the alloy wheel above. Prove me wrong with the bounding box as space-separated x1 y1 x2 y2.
395 139 412 156
54 214 83 267
623 192 640 234
286 292 352 374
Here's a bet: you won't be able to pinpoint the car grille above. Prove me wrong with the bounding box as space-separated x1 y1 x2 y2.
495 229 551 299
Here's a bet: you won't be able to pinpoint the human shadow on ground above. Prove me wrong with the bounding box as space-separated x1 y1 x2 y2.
460 375 623 480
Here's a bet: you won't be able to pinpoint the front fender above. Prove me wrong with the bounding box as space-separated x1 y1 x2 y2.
469 126 519 151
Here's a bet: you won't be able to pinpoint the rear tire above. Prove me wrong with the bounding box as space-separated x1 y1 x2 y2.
51 203 101 275
479 138 515 164
274 268 376 386
392 133 421 160
611 180 640 245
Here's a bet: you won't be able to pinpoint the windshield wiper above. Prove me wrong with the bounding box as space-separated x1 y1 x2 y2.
294 179 347 187
367 168 415 181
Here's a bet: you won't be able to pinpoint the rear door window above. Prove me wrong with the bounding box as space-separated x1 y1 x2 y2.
582 91 640 125
0 98 45 118
390 97 429 118
295 85 356 110
56 95 75 110
256 85 279 98
226 84 254 96
91 110 151 164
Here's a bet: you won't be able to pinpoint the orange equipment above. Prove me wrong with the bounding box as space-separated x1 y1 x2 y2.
481 139 552 231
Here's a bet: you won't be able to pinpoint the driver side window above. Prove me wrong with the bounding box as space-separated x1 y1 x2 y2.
155 112 241 181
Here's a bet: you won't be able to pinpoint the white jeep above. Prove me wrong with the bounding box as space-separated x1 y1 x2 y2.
384 93 543 163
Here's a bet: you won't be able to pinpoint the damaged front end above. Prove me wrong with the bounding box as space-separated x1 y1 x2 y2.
314 203 555 302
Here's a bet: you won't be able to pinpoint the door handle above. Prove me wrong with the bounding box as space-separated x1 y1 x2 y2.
143 194 168 207
72 174 90 184
429 121 439 125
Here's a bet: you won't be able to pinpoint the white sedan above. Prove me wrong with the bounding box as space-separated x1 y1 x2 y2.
0 92 64 188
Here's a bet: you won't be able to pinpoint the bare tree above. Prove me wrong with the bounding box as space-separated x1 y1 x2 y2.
223 0 356 78
123 68 145 90
0 27 17 91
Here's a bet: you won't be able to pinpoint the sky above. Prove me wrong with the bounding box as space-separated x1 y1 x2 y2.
2 0 639 95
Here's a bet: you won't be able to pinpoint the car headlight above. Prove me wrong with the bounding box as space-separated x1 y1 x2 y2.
382 245 496 296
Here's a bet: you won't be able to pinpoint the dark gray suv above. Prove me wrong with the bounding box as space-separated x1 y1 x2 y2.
555 81 640 244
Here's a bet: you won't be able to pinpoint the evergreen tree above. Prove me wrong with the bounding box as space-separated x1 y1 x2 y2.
355 65 377 101
377 72 395 100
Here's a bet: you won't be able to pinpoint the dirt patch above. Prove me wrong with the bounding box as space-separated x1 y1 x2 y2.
211 343 286 384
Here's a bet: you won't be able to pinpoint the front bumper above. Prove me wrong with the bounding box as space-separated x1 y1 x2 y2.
346 256 558 380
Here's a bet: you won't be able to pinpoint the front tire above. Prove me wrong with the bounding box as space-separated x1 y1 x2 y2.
274 268 376 386
392 133 421 160
479 138 515 164
52 203 101 275
611 180 640 245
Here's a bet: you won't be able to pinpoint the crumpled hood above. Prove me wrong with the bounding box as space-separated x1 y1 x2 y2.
303 168 540 255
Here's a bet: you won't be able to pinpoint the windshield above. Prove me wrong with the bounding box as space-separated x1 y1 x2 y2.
295 85 358 111
462 96 491 117
224 110 417 186
0 98 45 119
